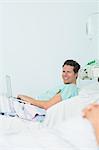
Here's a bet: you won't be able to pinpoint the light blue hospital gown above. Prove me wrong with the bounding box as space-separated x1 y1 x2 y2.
37 83 78 101
34 84 79 122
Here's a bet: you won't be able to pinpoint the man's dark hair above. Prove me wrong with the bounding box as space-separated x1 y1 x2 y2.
62 59 80 73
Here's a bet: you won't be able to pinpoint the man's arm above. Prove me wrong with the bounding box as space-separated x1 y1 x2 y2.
83 104 99 145
17 93 62 110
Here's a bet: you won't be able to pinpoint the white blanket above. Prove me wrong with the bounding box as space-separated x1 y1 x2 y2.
0 114 98 150
0 90 99 150
43 93 99 127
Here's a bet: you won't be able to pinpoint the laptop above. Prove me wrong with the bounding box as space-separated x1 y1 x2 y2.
5 75 26 116
6 75 25 102
0 75 16 116
5 75 46 121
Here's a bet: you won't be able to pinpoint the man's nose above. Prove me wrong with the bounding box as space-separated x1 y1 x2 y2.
64 72 68 76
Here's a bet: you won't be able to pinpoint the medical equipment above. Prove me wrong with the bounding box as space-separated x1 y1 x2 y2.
79 59 99 82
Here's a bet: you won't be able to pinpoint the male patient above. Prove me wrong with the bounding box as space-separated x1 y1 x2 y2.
17 59 80 110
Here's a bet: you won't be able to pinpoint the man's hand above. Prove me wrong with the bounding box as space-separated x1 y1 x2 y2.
17 95 26 100
17 95 32 103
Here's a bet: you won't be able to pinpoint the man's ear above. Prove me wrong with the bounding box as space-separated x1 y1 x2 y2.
75 73 78 79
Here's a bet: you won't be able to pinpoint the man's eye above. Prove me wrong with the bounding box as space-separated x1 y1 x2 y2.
63 71 65 73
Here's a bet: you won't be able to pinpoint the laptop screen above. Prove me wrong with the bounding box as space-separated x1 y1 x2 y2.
5 75 12 98
5 75 16 114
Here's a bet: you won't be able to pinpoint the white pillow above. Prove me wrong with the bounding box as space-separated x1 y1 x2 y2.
79 82 99 99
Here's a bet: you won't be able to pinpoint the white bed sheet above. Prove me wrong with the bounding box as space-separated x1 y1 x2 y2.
0 112 98 149
0 89 99 150
0 116 76 150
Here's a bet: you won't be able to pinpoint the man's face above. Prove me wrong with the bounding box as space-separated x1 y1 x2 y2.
62 65 78 84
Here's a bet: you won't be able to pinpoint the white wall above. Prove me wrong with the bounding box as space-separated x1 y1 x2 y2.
98 2 99 58
0 0 98 97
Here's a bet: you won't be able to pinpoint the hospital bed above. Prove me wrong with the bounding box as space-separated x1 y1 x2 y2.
0 83 99 150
